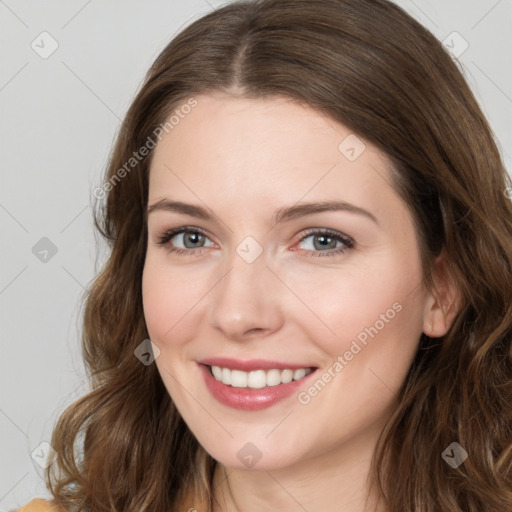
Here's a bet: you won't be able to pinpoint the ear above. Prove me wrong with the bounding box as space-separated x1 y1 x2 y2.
422 252 461 338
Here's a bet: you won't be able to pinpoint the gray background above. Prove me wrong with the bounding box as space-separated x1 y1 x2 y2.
1 0 511 509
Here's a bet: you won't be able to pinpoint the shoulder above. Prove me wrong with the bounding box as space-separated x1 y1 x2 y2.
17 498 66 512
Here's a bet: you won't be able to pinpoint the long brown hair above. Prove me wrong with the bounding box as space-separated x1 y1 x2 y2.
45 0 512 510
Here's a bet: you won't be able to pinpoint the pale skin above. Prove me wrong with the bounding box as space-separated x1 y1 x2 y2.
142 92 460 512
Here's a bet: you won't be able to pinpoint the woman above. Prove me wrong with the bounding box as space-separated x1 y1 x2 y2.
19 0 512 510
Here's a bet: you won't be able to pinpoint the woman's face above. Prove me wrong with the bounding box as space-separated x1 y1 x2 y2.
142 92 438 471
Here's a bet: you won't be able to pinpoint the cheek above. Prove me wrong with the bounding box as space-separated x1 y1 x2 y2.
290 255 425 368
290 270 424 442
313 268 425 409
141 256 205 348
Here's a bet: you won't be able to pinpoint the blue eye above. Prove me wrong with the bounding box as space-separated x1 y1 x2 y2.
157 227 354 257
296 228 354 257
157 227 213 255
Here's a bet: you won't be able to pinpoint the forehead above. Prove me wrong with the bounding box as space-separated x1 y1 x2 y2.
148 93 400 226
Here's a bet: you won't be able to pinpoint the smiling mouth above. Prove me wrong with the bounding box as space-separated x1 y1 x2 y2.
208 365 315 389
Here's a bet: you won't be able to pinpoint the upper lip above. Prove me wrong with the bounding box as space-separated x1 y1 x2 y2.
199 357 317 372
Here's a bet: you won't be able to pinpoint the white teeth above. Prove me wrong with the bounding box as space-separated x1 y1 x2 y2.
281 369 294 383
221 367 231 385
293 368 306 380
212 366 223 380
248 370 267 389
210 365 313 388
266 369 282 387
231 369 248 387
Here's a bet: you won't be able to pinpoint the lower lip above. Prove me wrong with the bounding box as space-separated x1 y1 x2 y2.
199 363 317 411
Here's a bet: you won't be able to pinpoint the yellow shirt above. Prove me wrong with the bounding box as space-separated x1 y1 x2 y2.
18 489 204 511
17 498 64 512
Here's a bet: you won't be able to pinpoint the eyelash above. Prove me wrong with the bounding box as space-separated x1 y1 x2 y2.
156 226 355 258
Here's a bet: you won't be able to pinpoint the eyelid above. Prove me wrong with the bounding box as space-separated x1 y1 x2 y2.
157 225 214 247
293 228 354 257
297 227 354 246
156 225 355 256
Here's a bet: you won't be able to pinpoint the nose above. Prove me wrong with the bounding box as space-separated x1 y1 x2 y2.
207 245 285 342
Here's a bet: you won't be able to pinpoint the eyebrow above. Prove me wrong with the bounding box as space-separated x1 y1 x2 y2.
147 199 378 225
